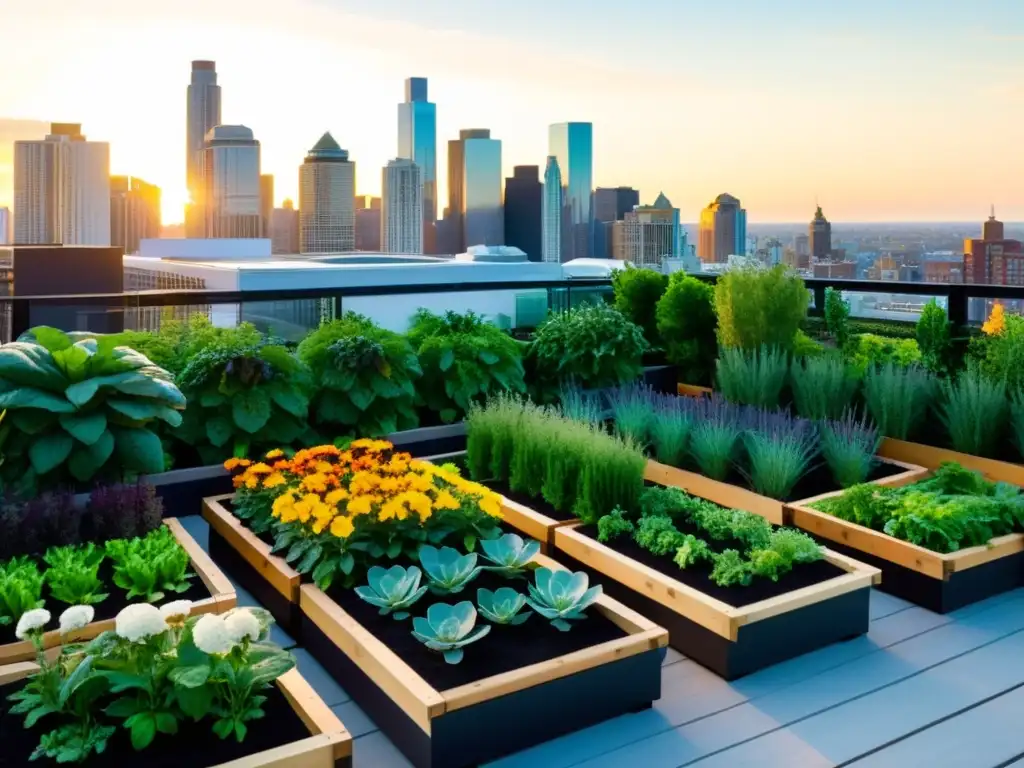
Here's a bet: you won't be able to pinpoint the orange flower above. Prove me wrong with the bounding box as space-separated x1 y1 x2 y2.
224 457 252 471
265 449 284 460
983 303 1006 335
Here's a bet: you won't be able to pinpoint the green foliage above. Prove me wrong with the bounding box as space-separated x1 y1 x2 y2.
597 508 636 542
748 529 822 581
824 288 851 349
478 533 540 576
820 410 881 488
805 316 919 341
916 300 952 375
0 556 44 626
354 565 427 620
938 362 1007 457
742 412 818 500
418 545 483 595
655 273 718 384
525 568 602 632
709 549 751 587
105 526 193 602
688 398 742 481
408 310 526 423
1011 388 1024 461
557 384 603 425
714 265 808 352
971 312 1024 390
44 543 108 605
650 397 693 467
716 345 789 408
863 362 936 440
612 264 668 345
529 303 647 392
0 328 185 487
846 333 922 375
672 535 713 569
297 314 421 437
411 601 491 662
609 382 655 446
476 587 532 625
634 515 687 556
792 329 825 358
790 353 858 420
113 315 263 377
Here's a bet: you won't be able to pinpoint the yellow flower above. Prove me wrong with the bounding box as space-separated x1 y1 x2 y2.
479 495 503 519
265 449 284 460
244 475 260 490
347 495 375 516
224 457 252 471
330 515 355 538
248 462 273 475
325 488 349 506
983 303 1006 335
433 490 460 511
262 472 287 489
301 473 329 493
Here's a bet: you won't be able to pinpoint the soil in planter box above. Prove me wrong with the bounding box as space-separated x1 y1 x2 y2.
326 568 627 691
0 560 211 646
0 678 310 768
574 523 846 609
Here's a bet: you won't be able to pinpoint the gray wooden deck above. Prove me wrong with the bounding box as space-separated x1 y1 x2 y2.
178 515 1024 768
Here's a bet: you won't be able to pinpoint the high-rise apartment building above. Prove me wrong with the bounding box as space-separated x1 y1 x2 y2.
397 77 437 253
697 193 746 263
382 159 423 255
110 175 161 254
810 205 832 261
355 196 382 251
964 208 1024 286
548 122 593 261
260 174 274 238
612 192 680 268
271 199 300 254
593 186 639 258
14 123 110 245
186 60 221 237
0 207 10 244
202 125 262 239
299 132 355 253
542 156 562 264
793 234 810 269
447 129 502 252
504 165 542 262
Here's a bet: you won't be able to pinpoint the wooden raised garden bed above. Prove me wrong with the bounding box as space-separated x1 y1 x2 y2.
299 553 667 768
0 518 236 665
202 494 303 636
0 662 353 768
878 437 1024 487
551 523 878 680
677 383 713 398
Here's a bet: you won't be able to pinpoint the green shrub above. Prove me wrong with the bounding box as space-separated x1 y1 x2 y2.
790 353 858 420
938 362 1007 457
714 265 808 352
408 310 526 423
530 303 647 392
654 274 717 384
612 265 667 346
916 300 951 375
716 345 788 408
824 288 850 349
971 312 1024 390
114 315 263 377
863 363 936 440
847 333 922 375
1011 388 1024 461
792 330 825 358
0 328 185 488
0 557 44 627
297 314 421 437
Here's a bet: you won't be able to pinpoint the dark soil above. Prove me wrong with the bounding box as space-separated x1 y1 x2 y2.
0 678 309 768
326 567 626 691
574 522 846 609
0 559 211 646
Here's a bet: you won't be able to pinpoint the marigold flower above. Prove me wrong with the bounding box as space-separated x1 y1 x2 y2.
224 457 252 471
265 449 284 460
479 496 502 518
433 490 460 510
244 475 260 490
248 462 273 475
330 515 355 538
347 494 375 516
301 473 329 493
325 488 349 505
263 472 287 489
983 303 1006 335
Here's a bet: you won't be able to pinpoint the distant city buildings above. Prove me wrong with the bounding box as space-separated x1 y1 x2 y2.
355 196 381 251
110 176 161 254
186 60 221 237
447 129 502 250
810 205 832 261
260 174 274 238
964 208 1023 286
542 156 562 264
0 207 9 244
299 132 355 253
397 77 437 253
549 122 594 261
612 192 680 268
202 125 262 239
503 166 542 262
14 123 111 245
594 186 639 259
697 193 745 263
271 199 300 254
382 158 423 255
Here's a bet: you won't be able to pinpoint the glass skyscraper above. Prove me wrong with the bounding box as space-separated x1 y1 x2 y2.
461 130 503 248
186 61 221 237
397 77 437 253
201 125 261 239
548 122 593 261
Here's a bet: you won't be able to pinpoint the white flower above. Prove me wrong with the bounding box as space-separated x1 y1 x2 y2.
15 609 51 640
115 604 169 643
193 614 236 655
224 609 261 644
159 600 194 623
58 605 95 635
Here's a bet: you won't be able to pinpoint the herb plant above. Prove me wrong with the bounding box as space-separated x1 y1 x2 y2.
971 308 1024 390
609 382 656 446
916 299 951 375
0 490 79 561
655 273 718 385
688 396 743 480
557 382 603 425
824 288 851 349
650 394 694 468
113 315 263 378
612 264 668 346
355 565 427 619
597 508 635 542
742 410 817 499
525 568 602 631
411 601 491 664
863 362 936 440
44 543 108 605
847 334 922 375
105 526 193 602
937 362 1007 457
714 265 808 352
0 556 44 626
790 353 858 420
476 587 532 625
716 345 789 408
820 410 880 488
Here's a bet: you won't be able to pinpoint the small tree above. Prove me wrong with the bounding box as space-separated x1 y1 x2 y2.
714 265 808 352
612 265 668 347
824 288 851 350
655 273 717 385
916 299 951 375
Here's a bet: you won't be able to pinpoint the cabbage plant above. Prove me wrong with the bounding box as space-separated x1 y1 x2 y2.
419 545 482 595
476 587 531 625
525 568 602 631
411 601 490 664
355 565 427 620
479 533 540 577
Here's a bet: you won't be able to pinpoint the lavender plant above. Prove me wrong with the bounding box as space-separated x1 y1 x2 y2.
688 395 743 481
557 382 603 425
820 409 881 488
863 362 936 440
716 345 789 409
790 353 858 421
609 382 656 447
741 408 818 499
650 393 694 467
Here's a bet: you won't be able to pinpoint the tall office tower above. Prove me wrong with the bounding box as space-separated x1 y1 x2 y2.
697 193 745 263
382 158 423 254
548 122 593 261
611 192 680 268
504 165 542 262
14 123 110 245
299 132 355 253
202 125 262 238
0 207 9 244
260 174 274 238
964 207 1024 285
593 186 639 258
186 60 221 237
809 205 832 261
110 175 161 254
397 77 437 253
542 156 562 264
447 129 502 251
355 195 382 251
271 199 300 254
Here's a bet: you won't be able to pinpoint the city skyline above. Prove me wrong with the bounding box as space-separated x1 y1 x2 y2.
0 0 1022 226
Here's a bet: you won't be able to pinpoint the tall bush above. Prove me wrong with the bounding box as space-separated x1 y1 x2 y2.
655 273 717 385
971 306 1024 390
612 265 668 346
824 288 851 350
916 300 951 375
714 265 808 352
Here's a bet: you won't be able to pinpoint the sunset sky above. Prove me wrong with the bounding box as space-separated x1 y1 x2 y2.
0 0 1021 226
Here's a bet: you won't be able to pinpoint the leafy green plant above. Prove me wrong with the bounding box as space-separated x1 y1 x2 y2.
748 529 822 581
609 382 656 446
479 533 540 576
612 265 668 345
847 334 922 375
824 288 851 349
355 565 427 619
419 545 482 595
105 526 193 602
525 568 602 631
411 601 491 664
741 410 818 500
790 353 858 420
688 396 743 480
297 314 421 437
44 542 108 605
408 310 526 423
863 362 936 440
0 328 185 487
820 410 880 488
597 508 635 542
971 311 1024 390
714 265 808 352
655 273 718 385
634 515 687 556
558 383 603 425
651 394 694 467
476 587 532 625
1011 388 1024 461
0 556 44 626
916 299 951 375
938 362 1007 457
529 303 647 391
709 549 751 587
672 535 713 569
113 315 263 377
716 345 789 408
792 329 825 358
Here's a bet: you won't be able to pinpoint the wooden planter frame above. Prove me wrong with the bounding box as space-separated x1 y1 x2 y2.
552 523 878 679
878 436 1024 486
0 518 236 666
299 553 667 768
0 662 352 767
677 383 713 398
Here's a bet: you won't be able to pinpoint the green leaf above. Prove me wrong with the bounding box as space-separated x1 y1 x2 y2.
176 684 213 721
53 344 92 380
113 427 165 474
317 391 359 425
26 326 72 353
270 387 308 418
0 386 74 413
439 347 455 372
168 664 210 688
463 533 477 552
212 718 234 740
338 551 355 575
59 411 108 444
234 721 248 742
107 399 182 427
200 390 226 407
312 559 337 589
249 652 296 685
348 386 375 412
0 341 67 391
154 712 178 735
205 417 233 448
68 429 115 481
479 350 500 365
296 543 323 574
440 408 458 424
129 712 157 751
58 655 94 707
10 408 59 434
285 538 312 564
104 697 140 718
29 432 74 474
232 388 272 434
